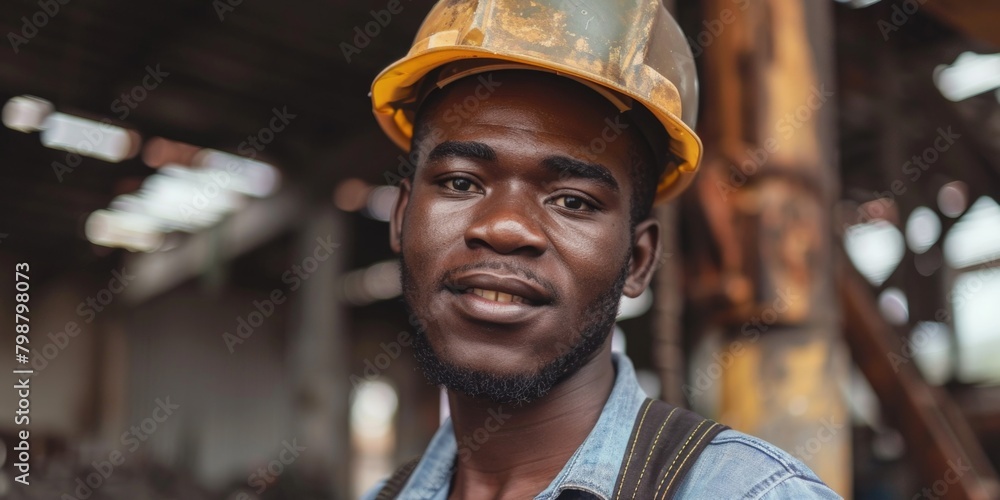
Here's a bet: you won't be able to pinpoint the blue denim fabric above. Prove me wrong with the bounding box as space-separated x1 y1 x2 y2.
363 353 842 499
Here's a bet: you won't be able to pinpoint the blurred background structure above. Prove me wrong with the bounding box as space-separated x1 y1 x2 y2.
0 0 999 498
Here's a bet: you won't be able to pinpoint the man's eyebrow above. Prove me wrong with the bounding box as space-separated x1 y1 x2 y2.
541 156 620 192
427 141 498 163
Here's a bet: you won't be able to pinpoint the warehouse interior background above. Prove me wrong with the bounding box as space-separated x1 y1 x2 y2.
1 0 999 498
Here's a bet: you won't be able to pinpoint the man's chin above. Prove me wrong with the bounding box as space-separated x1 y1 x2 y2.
410 333 560 406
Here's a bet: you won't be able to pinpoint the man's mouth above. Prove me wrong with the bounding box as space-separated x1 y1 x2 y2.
443 270 555 324
467 287 528 304
449 271 553 306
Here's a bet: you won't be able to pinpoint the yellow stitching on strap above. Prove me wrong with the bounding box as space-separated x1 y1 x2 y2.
652 420 707 499
630 407 679 500
614 399 654 500
660 422 720 499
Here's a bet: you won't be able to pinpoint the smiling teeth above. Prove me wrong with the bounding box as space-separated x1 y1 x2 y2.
471 288 525 303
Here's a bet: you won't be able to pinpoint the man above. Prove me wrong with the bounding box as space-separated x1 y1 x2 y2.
364 1 841 498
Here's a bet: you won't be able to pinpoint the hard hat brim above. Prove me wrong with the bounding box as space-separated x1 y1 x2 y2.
371 46 702 204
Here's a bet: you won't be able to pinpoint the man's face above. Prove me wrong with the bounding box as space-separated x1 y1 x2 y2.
390 71 661 405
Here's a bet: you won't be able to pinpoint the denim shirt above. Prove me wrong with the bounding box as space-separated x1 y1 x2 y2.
363 353 842 499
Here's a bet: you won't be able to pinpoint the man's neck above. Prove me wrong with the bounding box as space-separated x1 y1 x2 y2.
446 341 617 500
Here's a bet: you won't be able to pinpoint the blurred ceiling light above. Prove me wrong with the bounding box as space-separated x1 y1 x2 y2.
937 181 969 218
909 322 952 386
366 186 399 222
334 178 372 212
363 261 402 301
84 141 281 250
934 52 1000 102
844 220 905 286
350 380 399 442
944 196 1000 269
953 270 1000 383
877 287 909 326
905 206 941 254
341 260 401 306
141 168 244 229
85 209 165 252
194 149 281 198
618 288 653 321
2 95 53 132
40 113 140 162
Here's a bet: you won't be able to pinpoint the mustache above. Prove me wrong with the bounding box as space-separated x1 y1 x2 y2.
438 260 560 302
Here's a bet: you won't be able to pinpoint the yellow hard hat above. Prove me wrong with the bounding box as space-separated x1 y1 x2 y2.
371 0 701 203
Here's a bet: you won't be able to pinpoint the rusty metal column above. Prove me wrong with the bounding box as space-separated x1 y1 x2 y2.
685 0 850 494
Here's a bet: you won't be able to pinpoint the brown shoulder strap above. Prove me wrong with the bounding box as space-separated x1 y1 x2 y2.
375 456 422 500
612 398 728 500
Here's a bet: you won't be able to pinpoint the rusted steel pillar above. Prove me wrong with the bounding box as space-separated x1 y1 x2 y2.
682 0 850 495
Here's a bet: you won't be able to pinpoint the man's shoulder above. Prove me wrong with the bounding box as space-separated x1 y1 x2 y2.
676 428 842 499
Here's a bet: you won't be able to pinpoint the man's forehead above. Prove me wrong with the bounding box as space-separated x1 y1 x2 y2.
420 70 626 134
415 71 646 168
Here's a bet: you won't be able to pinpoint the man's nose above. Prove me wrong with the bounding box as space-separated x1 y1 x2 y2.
463 193 548 256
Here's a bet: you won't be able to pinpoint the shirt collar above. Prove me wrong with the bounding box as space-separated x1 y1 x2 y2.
401 352 649 500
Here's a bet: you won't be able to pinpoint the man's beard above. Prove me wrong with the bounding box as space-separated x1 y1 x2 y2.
400 252 630 407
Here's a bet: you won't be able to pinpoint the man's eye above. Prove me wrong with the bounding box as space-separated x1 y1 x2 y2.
554 195 591 211
445 178 478 192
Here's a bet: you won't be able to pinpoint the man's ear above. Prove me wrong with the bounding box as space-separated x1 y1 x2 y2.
389 178 412 254
622 216 662 298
